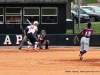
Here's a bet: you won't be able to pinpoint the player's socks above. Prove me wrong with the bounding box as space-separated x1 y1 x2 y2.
80 51 82 54
28 44 31 49
81 50 86 55
45 44 49 49
35 42 38 48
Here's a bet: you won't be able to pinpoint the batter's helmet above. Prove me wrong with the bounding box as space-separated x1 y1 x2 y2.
33 21 39 25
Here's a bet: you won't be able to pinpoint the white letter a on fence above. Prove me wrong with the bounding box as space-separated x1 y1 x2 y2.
4 35 12 45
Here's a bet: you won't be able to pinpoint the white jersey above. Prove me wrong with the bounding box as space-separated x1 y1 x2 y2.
27 25 38 34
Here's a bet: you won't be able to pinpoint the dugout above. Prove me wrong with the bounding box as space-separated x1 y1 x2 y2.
0 0 67 34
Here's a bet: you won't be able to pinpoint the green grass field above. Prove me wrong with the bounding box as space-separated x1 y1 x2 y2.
72 0 97 4
87 0 97 3
66 22 100 34
72 0 75 4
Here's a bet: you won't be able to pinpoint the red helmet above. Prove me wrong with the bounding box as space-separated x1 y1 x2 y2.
41 30 46 34
41 30 46 33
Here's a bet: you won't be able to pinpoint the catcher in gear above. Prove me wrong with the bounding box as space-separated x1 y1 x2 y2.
34 30 50 50
77 22 93 60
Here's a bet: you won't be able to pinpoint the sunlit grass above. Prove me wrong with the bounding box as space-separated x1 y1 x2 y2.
66 22 100 34
72 0 97 4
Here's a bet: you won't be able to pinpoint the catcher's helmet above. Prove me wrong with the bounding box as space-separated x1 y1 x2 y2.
41 30 46 33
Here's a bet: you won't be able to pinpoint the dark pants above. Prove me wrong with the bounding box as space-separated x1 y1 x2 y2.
19 37 28 48
27 33 37 44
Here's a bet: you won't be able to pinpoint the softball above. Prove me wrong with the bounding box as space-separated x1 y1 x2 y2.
66 38 69 40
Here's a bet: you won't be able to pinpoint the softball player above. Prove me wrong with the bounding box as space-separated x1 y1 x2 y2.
34 30 49 50
19 28 29 49
27 21 39 51
19 21 38 50
77 22 93 60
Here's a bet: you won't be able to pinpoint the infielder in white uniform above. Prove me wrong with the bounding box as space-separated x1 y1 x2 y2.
77 22 93 60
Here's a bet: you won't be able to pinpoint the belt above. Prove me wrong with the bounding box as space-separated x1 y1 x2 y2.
82 36 90 38
28 32 33 34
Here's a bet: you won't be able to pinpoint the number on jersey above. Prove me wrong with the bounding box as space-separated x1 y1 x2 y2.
85 31 91 36
30 26 34 29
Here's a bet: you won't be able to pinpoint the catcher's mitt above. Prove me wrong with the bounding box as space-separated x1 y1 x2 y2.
42 35 48 40
73 36 79 44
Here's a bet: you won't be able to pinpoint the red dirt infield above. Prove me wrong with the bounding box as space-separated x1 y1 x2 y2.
0 46 100 75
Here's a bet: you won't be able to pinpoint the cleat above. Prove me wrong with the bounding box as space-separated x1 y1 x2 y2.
26 48 30 51
34 48 38 52
79 58 84 60
19 47 21 50
79 54 84 61
45 47 49 49
82 58 84 61
39 46 43 49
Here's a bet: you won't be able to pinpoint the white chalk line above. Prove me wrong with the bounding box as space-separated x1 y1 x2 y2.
30 61 99 67
0 50 100 54
86 62 100 63
31 63 97 67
